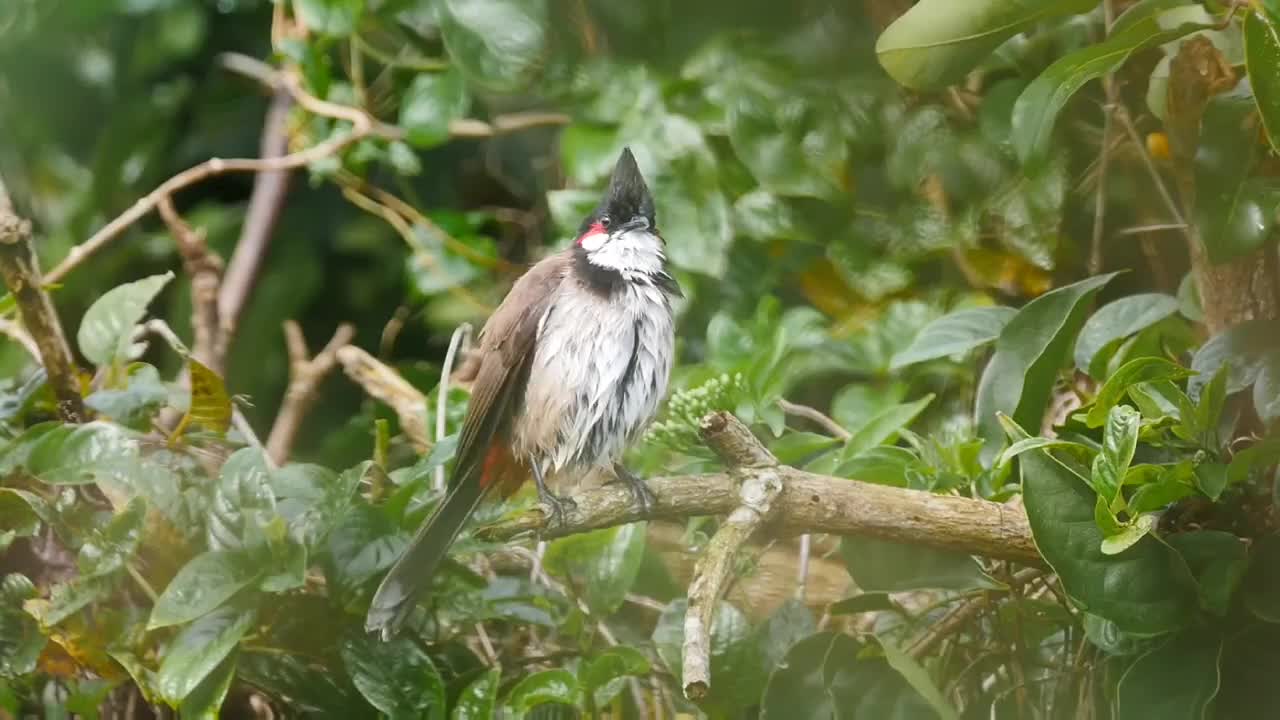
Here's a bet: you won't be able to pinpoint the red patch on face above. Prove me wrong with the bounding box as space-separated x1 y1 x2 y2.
576 221 606 246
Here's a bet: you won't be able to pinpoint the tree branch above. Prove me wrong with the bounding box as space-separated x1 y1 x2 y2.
477 468 1040 565
335 344 431 451
266 321 356 463
157 198 224 371
683 412 784 701
0 178 85 423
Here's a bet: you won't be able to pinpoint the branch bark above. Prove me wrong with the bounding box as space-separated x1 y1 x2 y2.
157 198 224 371
266 321 356 463
683 412 784 701
0 179 85 423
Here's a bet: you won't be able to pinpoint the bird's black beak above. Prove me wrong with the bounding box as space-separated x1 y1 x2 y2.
612 215 650 236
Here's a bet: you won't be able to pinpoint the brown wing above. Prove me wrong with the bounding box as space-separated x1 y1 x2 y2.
448 252 568 490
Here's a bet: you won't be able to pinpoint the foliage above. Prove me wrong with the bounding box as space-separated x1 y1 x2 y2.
1 0 1280 718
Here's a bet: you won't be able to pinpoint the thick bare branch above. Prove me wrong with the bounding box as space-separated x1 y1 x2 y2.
683 412 784 701
335 345 430 451
266 321 356 463
0 179 85 422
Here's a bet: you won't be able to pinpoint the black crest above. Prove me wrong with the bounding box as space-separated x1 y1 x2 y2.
578 147 656 236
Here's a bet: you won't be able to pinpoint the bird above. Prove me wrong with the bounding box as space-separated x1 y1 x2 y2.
366 147 681 639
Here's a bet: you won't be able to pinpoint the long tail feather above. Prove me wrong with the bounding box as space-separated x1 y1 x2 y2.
364 477 489 639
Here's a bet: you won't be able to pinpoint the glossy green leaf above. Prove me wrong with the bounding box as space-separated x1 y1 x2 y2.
841 536 993 592
1012 11 1210 166
875 0 1098 89
829 593 903 616
770 432 841 466
400 69 470 148
1086 357 1192 428
879 639 959 720
23 421 139 485
1117 630 1223 719
0 489 44 548
976 273 1117 460
996 437 1091 468
890 306 1016 369
178 652 237 720
325 503 406 596
438 0 548 93
835 446 917 487
1090 405 1139 501
1168 531 1248 617
1247 9 1280 152
1189 318 1280 398
543 521 645 616
77 271 173 366
341 633 447 720
452 668 500 720
148 550 260 629
504 669 579 716
1021 446 1196 635
156 601 257 705
294 0 362 36
842 394 934 460
238 651 369 717
1194 462 1229 501
1128 380 1188 422
579 647 649 709
761 632 933 719
84 362 167 426
76 497 145 578
1100 513 1156 556
1194 88 1280 262
22 575 111 627
754 598 818 672
1075 293 1179 375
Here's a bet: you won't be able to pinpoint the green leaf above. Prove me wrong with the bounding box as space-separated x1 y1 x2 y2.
294 0 363 36
22 575 110 627
1117 630 1223 719
1194 462 1229 501
1247 9 1280 152
0 489 44 548
1021 447 1197 635
829 593 902 616
1100 513 1157 556
400 69 470 148
22 421 138 485
1012 9 1212 167
183 358 231 436
1244 535 1280 623
760 632 933 719
156 601 257 705
438 0 548 93
976 273 1117 461
77 271 174 366
579 647 649 709
452 668 500 720
543 521 645 616
505 669 579 716
1194 87 1280 262
1090 405 1139 501
1128 380 1189 422
1189 318 1280 398
842 394 934 460
878 639 959 720
835 446 917 487
652 599 761 715
148 550 260 629
77 497 146 578
770 432 841 466
84 363 167 426
890 306 1016 369
178 652 237 720
754 598 818 672
875 0 1098 89
341 632 447 720
841 536 993 592
325 503 406 597
1168 531 1248 617
995 437 1091 469
1074 293 1180 375
1086 357 1192 428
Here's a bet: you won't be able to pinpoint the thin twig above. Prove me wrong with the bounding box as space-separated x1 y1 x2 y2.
778 398 851 440
1114 107 1190 241
336 345 431 451
435 323 473 491
683 412 784 701
157 198 224 371
0 178 85 422
266 321 357 463
0 316 39 358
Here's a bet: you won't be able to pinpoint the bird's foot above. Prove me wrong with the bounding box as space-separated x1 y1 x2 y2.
538 490 577 528
612 463 657 515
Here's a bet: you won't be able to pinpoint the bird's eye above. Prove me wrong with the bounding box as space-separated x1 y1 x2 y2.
599 215 611 228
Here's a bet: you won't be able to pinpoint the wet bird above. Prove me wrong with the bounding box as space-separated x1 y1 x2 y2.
366 148 681 639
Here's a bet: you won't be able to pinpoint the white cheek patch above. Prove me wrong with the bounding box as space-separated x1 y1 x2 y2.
578 231 608 252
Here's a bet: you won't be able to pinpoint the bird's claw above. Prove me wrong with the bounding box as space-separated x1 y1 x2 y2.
539 492 577 528
612 464 657 515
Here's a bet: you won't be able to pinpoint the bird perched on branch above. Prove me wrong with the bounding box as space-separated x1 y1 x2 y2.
366 148 681 639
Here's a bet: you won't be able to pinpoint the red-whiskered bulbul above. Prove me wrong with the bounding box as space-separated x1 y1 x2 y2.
366 148 681 639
